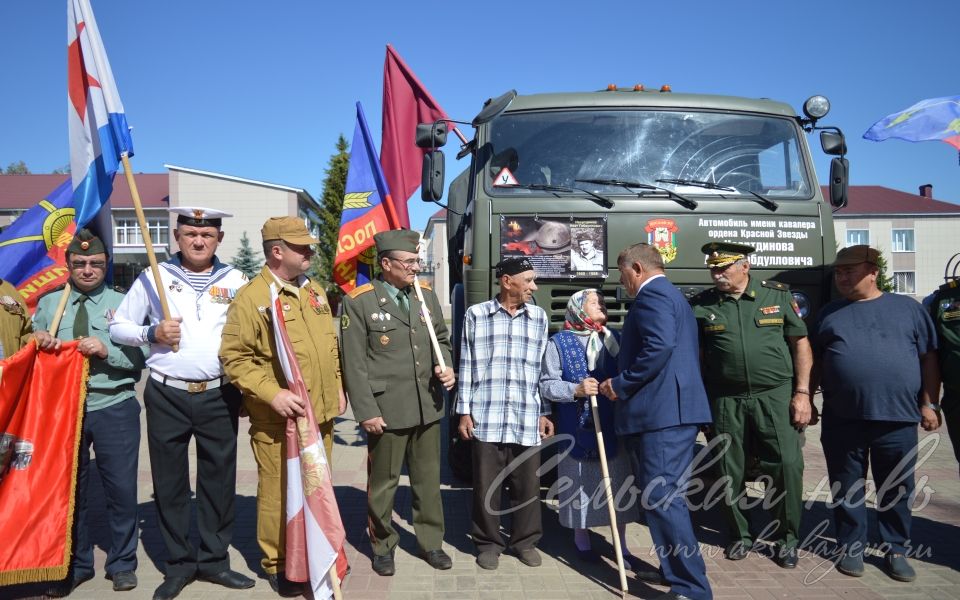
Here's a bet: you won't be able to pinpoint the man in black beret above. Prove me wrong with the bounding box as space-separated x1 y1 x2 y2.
34 229 147 596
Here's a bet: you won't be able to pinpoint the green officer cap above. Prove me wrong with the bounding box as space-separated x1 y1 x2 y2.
67 229 107 257
374 229 420 254
701 241 755 268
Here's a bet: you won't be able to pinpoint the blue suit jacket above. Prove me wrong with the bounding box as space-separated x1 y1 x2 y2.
612 275 712 434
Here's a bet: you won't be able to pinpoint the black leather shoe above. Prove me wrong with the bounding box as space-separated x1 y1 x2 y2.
883 553 916 582
624 554 668 585
267 572 304 597
724 541 752 561
110 570 138 591
199 569 255 590
153 576 193 600
372 551 396 576
45 572 94 597
421 549 452 570
775 546 799 569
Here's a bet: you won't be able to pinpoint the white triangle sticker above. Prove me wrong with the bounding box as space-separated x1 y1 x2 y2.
493 167 520 187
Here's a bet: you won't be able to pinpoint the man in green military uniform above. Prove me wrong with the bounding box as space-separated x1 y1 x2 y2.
340 229 455 576
220 217 345 597
691 241 813 569
33 229 147 596
928 278 960 470
0 278 31 360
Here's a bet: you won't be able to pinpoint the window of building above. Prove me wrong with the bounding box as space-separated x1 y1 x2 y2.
845 229 869 247
891 229 915 252
893 271 916 295
114 218 169 246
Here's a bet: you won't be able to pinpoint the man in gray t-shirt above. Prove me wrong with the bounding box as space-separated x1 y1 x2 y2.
812 245 940 583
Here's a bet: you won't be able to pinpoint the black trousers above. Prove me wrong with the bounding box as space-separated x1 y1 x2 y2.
144 378 241 578
470 440 542 553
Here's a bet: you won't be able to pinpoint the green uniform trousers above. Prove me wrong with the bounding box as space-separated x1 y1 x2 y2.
367 422 444 557
249 419 335 575
710 381 803 548
943 388 960 471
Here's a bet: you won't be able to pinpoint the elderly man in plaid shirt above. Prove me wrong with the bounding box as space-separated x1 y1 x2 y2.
456 256 555 571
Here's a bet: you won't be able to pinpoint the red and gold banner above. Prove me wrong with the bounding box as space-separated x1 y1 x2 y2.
0 341 87 585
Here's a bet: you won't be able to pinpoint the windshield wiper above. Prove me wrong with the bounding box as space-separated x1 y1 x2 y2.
506 183 614 209
656 178 778 211
576 178 697 210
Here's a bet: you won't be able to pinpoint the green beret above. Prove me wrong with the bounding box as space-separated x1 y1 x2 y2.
702 241 755 268
67 229 107 257
374 229 420 254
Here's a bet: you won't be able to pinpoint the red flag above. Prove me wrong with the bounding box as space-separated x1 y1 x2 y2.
269 285 348 597
0 342 87 585
381 44 452 229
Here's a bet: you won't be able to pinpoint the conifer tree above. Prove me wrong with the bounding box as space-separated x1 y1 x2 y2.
314 134 350 294
232 231 263 278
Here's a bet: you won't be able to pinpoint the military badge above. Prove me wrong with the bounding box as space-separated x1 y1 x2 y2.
307 288 326 314
791 301 803 318
209 286 236 304
283 303 291 312
760 306 780 315
705 324 726 333
0 296 22 315
169 280 184 293
340 314 350 330
257 306 268 313
419 312 426 324
372 313 379 321
644 218 679 264
380 334 390 346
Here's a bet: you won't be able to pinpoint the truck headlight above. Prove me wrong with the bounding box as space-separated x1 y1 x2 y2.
791 291 811 319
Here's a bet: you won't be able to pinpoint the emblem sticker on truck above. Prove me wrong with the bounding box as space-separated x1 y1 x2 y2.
645 218 679 264
492 167 520 187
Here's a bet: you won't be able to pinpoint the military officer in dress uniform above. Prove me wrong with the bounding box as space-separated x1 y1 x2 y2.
928 278 959 469
110 207 254 600
340 229 455 576
691 242 813 569
0 277 30 360
33 229 147 596
219 216 345 597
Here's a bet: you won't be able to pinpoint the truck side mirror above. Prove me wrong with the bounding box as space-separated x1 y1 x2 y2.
416 122 448 149
820 131 847 156
829 157 849 209
422 150 445 201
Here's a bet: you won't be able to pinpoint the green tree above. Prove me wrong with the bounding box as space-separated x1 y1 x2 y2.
875 248 894 292
51 163 71 175
313 134 350 295
232 231 263 278
3 161 30 175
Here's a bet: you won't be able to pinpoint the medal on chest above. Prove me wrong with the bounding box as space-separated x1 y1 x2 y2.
209 286 236 304
308 288 328 314
168 280 184 293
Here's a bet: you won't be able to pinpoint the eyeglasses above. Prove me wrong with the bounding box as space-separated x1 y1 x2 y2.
389 257 422 268
69 260 107 270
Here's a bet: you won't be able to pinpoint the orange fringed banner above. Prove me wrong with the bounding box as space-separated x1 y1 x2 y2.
0 341 87 585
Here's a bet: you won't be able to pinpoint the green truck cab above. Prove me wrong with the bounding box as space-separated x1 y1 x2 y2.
419 87 848 351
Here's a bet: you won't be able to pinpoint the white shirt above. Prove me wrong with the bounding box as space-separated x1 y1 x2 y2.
109 255 247 381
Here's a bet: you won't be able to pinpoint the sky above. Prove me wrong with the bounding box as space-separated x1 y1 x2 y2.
1 1 958 232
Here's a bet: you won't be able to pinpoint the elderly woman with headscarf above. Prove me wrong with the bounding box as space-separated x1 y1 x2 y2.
539 289 640 564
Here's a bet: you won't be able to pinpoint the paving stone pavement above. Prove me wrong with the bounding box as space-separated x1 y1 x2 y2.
2 387 958 599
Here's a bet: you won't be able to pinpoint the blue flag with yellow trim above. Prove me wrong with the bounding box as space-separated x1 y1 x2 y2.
864 95 960 154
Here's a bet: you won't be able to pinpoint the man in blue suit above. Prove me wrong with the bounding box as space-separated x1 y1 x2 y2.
600 243 713 600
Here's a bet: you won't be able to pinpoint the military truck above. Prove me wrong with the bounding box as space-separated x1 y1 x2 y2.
418 86 849 354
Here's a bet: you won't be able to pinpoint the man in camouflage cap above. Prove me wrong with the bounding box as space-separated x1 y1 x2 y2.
691 241 812 568
34 229 147 596
340 229 455 576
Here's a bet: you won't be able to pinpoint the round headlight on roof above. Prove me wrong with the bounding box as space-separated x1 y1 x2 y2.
803 95 830 120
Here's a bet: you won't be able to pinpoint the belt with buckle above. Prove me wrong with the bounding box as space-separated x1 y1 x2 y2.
150 371 227 393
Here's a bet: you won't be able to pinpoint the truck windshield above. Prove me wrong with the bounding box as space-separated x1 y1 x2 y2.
485 109 812 199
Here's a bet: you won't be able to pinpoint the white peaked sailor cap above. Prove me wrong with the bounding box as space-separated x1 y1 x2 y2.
170 206 233 227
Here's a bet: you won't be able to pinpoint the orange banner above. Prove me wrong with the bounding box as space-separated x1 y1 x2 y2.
0 341 87 585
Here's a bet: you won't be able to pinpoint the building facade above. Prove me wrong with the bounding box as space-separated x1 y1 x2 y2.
832 184 960 301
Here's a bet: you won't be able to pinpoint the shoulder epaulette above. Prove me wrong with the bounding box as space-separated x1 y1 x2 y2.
35 283 68 302
348 283 374 299
418 281 433 291
761 280 790 291
112 285 128 294
939 279 959 292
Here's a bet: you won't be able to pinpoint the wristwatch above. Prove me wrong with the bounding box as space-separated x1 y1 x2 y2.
919 402 941 412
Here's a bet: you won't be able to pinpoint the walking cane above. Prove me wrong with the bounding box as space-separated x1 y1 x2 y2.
588 351 629 597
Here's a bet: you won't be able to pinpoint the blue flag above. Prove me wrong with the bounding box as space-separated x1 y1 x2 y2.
863 95 960 152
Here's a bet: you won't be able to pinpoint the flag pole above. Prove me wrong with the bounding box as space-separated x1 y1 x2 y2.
590 393 629 598
48 282 73 335
328 564 342 600
120 153 178 352
412 277 446 371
